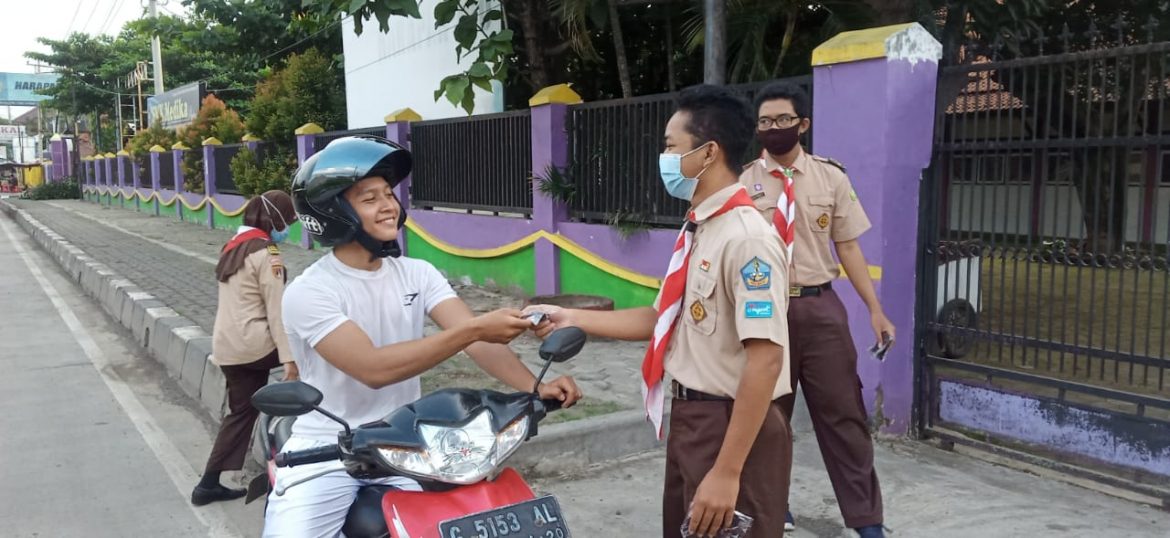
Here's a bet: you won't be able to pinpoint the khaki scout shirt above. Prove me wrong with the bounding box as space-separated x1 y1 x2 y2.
662 184 792 400
739 148 871 286
211 243 294 366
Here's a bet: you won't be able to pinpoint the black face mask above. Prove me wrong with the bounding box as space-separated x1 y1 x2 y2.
757 125 802 156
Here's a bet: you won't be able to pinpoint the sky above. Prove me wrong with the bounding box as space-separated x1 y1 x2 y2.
1 0 188 120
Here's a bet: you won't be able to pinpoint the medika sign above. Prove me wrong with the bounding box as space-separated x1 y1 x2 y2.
0 72 60 106
146 81 205 130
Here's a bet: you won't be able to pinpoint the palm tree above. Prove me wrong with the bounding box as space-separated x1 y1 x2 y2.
681 0 874 83
553 0 636 98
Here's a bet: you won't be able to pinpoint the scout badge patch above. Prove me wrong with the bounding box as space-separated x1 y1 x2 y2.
817 213 830 229
740 257 771 290
690 300 707 322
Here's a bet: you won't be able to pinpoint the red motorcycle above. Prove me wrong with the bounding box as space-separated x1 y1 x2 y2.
247 327 585 538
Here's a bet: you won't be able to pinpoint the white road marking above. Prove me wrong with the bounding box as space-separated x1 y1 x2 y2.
46 201 220 265
0 215 242 538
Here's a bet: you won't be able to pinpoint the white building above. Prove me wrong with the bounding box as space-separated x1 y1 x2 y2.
341 6 504 128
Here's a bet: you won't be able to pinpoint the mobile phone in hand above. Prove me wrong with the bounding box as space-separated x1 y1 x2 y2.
869 331 893 361
525 311 548 326
680 511 754 538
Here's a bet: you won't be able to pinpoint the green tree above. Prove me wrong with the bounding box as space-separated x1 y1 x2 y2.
177 94 246 193
245 48 345 147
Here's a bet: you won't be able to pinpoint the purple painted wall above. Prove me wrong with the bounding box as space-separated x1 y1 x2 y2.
557 222 675 278
409 210 539 249
939 380 1170 477
214 193 248 213
181 192 204 207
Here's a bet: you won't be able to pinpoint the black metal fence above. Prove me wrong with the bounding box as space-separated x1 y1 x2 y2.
314 126 387 153
157 152 175 190
411 110 534 214
566 76 812 227
919 35 1170 484
214 144 244 195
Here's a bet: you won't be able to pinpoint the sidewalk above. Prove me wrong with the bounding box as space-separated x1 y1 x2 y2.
5 198 1169 536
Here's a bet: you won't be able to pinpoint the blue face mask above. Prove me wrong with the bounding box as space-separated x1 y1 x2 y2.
270 227 290 243
658 143 712 201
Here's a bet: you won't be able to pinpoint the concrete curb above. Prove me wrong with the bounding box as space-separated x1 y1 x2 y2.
2 199 667 470
1 200 226 423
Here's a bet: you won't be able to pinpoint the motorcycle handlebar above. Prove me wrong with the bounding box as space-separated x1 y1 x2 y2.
540 398 564 412
275 444 342 468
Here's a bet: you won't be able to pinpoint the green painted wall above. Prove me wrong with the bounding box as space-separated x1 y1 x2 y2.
405 229 536 296
558 249 658 309
214 211 243 231
289 220 304 244
183 204 209 225
159 200 177 218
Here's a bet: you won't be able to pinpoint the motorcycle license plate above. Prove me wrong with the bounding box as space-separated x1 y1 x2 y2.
438 495 570 538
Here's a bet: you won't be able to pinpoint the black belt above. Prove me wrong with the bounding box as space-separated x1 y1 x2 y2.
789 282 832 298
671 380 732 401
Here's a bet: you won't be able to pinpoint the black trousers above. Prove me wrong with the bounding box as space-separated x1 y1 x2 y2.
204 349 281 473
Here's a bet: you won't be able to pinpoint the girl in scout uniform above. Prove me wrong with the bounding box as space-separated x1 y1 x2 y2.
192 190 298 506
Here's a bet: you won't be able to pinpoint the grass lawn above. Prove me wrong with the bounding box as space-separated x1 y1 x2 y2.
934 256 1170 401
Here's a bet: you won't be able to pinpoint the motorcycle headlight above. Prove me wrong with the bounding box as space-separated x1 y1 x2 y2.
377 410 530 484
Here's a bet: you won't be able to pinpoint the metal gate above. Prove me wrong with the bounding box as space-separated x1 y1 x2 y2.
916 34 1170 502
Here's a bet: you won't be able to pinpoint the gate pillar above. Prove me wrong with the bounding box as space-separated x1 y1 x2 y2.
811 23 942 434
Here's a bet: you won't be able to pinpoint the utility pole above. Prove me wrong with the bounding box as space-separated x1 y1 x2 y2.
114 94 124 151
703 0 726 85
149 0 165 94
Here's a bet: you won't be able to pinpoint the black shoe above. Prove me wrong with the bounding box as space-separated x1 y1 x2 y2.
191 483 247 506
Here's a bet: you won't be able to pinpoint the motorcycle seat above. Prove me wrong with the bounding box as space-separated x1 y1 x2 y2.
342 485 394 538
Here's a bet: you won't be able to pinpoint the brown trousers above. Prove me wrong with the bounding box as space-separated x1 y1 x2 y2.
663 398 792 538
778 289 882 528
204 349 281 473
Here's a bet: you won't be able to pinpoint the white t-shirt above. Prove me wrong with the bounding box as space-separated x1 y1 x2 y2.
282 252 457 442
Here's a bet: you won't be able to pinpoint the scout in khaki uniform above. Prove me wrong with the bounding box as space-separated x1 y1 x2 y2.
527 85 792 538
740 82 895 538
194 190 299 506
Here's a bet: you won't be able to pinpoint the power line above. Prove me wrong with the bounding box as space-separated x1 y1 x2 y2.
64 0 85 37
97 0 127 36
260 18 344 63
79 0 108 34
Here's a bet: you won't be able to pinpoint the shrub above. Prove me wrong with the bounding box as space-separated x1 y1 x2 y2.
230 147 296 197
24 179 80 200
177 95 246 193
125 123 177 171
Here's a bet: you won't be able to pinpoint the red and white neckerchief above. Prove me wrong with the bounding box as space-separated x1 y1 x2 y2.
641 187 757 439
761 154 796 260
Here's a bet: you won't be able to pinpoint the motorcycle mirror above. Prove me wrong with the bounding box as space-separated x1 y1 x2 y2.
251 381 323 417
539 327 587 363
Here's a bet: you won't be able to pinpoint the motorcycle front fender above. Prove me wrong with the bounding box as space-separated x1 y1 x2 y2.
382 468 536 538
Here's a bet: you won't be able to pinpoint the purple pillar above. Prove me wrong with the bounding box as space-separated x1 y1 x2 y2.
203 141 219 229
530 103 572 296
385 111 418 255
93 158 101 187
811 23 941 435
83 160 91 185
132 156 142 211
49 137 66 181
63 140 74 179
296 124 322 249
150 150 162 217
104 155 114 191
117 155 127 189
173 148 185 195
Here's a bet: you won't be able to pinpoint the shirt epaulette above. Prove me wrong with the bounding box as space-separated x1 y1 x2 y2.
812 155 847 173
